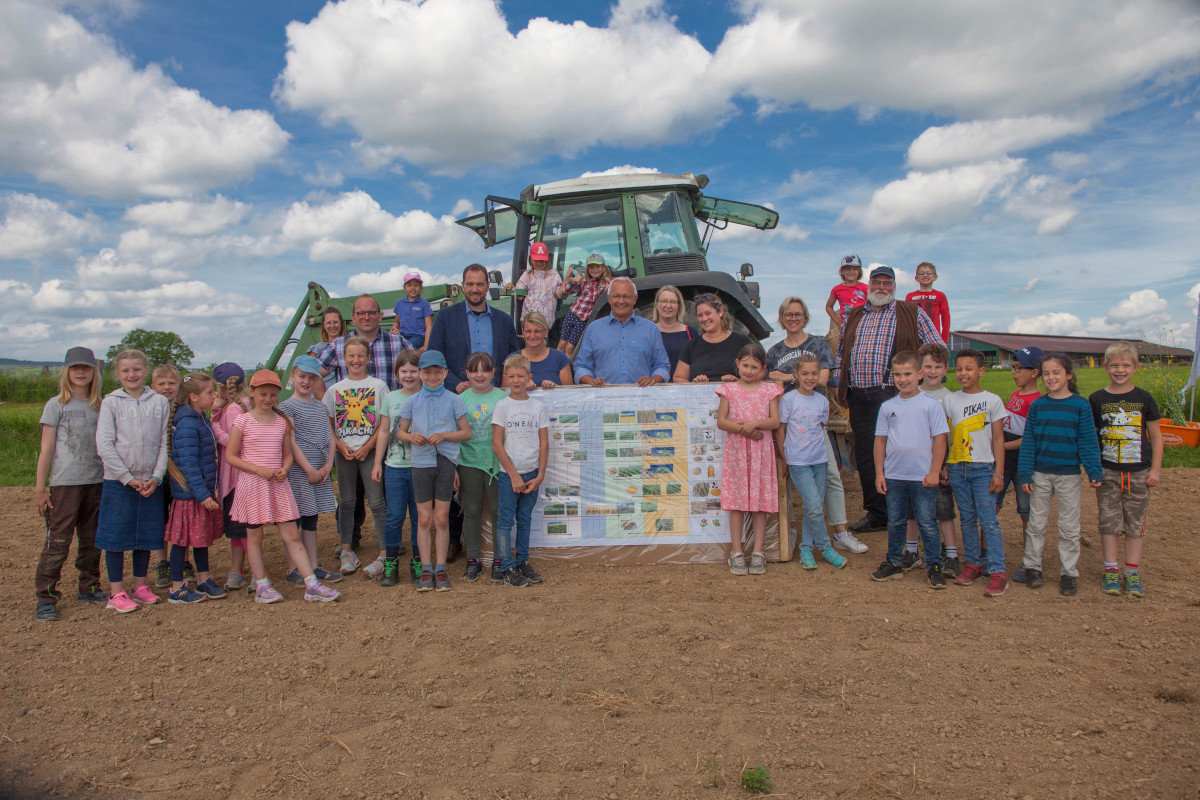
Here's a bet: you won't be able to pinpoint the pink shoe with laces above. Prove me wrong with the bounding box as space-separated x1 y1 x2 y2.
106 591 138 613
131 585 159 604
303 582 340 602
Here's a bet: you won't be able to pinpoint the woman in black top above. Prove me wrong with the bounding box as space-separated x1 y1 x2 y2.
652 285 698 379
672 294 751 383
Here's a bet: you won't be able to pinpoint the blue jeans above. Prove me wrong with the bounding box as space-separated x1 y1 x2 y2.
401 332 425 350
995 473 1030 516
383 465 418 557
788 464 830 551
496 470 539 572
885 480 941 567
947 462 1005 574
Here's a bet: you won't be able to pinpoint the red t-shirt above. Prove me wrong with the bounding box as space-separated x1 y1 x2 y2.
1001 389 1042 474
905 289 949 341
829 283 867 324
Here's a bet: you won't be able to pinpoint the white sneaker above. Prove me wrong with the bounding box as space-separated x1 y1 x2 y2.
338 549 361 575
363 557 385 580
833 531 868 553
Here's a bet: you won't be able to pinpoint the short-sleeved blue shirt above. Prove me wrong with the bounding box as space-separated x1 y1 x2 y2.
393 296 434 337
398 388 468 467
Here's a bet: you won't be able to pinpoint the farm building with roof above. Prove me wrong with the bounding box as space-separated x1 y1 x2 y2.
947 332 1193 369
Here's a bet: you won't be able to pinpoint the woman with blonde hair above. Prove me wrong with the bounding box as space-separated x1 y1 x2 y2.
520 312 573 389
652 285 697 379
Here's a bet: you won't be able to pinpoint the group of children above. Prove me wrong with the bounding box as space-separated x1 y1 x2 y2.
33 342 554 619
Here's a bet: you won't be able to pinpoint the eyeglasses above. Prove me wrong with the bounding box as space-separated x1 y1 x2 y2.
353 310 380 317
782 313 806 319
1011 364 1029 371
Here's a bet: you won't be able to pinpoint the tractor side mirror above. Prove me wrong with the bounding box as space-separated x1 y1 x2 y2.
739 263 754 279
488 270 503 285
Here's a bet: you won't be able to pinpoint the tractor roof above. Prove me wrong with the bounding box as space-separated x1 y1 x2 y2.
529 172 705 201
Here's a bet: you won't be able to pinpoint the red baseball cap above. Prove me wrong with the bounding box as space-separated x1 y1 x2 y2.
529 242 549 261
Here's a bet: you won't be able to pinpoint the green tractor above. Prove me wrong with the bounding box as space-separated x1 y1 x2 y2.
455 171 779 340
265 171 778 381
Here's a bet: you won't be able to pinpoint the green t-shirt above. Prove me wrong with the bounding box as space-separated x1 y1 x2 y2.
381 390 419 469
457 387 508 475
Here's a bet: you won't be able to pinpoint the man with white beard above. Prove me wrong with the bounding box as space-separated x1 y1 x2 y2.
834 265 945 535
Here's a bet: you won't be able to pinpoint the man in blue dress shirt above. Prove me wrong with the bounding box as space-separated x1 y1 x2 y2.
573 278 670 387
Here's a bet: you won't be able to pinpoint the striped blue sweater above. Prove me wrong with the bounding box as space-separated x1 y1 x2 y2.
1015 393 1102 483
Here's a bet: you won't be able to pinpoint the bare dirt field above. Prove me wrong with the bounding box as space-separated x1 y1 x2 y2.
1 470 1198 800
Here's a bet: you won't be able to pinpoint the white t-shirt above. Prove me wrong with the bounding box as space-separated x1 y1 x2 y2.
875 392 950 481
778 391 829 467
491 395 548 474
921 385 952 404
323 376 390 452
942 390 1007 465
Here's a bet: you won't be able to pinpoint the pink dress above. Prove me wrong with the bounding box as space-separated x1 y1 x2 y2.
715 381 783 513
229 413 299 526
515 268 562 322
212 402 244 500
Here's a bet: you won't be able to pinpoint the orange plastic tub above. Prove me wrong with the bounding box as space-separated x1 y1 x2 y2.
1160 419 1200 448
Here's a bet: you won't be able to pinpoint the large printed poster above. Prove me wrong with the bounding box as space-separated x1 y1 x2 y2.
529 384 729 548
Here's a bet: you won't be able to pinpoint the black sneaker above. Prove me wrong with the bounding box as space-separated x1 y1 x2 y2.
942 556 961 578
380 558 400 587
409 559 422 585
901 550 923 572
183 561 196 581
35 601 58 621
503 567 530 588
927 564 947 590
870 560 904 582
77 588 109 604
154 559 171 588
1060 575 1078 596
518 562 543 584
1025 568 1045 589
490 559 505 583
848 515 889 534
464 559 483 582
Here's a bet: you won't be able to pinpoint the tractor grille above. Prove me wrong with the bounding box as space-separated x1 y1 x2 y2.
644 253 706 274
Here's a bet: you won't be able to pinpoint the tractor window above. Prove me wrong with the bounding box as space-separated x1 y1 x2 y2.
539 198 625 273
636 191 701 258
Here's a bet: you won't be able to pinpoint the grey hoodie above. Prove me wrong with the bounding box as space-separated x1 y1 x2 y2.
95 387 170 485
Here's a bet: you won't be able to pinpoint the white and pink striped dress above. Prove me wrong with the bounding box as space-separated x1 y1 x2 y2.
229 412 299 526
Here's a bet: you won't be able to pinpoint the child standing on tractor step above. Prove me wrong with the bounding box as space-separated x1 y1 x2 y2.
905 262 950 342
716 343 782 576
389 270 434 352
1016 353 1103 597
555 253 612 356
33 347 107 621
1089 342 1162 597
1001 346 1045 584
824 254 867 340
508 242 563 324
491 354 549 588
95 349 171 613
942 348 1009 597
870 351 949 589
164 373 226 604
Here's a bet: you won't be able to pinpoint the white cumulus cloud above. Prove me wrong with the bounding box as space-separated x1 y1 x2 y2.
906 116 1094 170
345 265 459 294
840 159 1024 234
123 195 249 236
279 190 479 261
0 1 289 199
0 192 100 260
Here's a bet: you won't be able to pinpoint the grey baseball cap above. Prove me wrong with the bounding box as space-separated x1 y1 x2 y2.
64 347 97 368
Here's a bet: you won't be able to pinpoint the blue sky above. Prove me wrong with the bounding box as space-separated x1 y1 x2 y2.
2 0 1199 365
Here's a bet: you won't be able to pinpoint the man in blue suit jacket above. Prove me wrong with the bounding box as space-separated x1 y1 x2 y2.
428 264 521 392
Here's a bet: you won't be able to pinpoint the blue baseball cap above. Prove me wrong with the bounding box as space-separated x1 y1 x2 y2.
292 355 321 377
1013 346 1046 369
869 265 895 281
419 350 447 369
213 362 244 384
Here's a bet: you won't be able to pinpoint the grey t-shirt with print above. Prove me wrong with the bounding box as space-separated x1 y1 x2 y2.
40 397 103 485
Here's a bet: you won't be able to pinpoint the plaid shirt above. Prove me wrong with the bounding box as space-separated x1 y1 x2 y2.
836 300 943 389
568 277 611 320
317 330 412 390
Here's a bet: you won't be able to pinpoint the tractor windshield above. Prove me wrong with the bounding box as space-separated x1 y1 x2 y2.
636 191 702 258
539 197 626 272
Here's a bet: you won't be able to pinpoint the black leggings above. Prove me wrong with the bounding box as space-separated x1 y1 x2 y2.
105 550 150 584
170 544 210 582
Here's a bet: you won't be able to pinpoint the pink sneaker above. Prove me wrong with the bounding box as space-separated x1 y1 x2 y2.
254 584 284 604
131 585 159 605
106 591 138 613
303 582 340 603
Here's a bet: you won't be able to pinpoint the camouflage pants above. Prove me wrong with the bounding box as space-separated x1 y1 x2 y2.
1096 468 1150 538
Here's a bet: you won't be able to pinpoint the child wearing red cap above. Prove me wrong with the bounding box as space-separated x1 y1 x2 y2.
507 241 562 324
